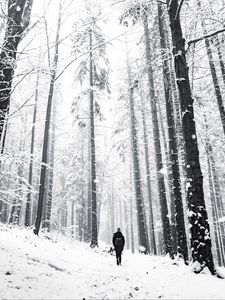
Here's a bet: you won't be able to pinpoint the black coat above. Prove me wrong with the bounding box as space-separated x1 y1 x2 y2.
112 231 125 252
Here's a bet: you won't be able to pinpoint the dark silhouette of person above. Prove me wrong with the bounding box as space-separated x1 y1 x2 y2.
112 228 125 265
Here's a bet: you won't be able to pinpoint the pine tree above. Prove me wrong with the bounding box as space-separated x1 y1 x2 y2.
167 0 217 275
157 1 188 262
72 4 110 247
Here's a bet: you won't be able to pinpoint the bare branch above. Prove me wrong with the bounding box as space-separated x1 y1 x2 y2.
175 0 185 19
8 94 34 118
157 0 166 4
188 27 225 46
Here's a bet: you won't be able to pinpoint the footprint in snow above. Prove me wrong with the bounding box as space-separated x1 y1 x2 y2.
128 292 133 298
5 271 12 275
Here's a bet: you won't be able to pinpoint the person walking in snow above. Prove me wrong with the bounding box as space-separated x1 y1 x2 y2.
112 228 125 266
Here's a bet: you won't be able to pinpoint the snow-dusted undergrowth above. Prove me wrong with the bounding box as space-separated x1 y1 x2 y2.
1 224 225 299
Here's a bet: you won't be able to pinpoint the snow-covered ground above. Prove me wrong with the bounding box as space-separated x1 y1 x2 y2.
1 225 225 299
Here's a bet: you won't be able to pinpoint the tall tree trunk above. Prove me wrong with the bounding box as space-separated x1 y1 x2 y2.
207 0 225 88
157 3 188 262
206 145 225 266
157 99 177 253
124 201 130 250
129 87 149 253
110 178 115 235
130 163 135 253
0 114 8 155
166 0 216 275
87 178 92 242
143 14 173 258
139 84 157 255
126 38 149 253
0 0 33 150
25 70 40 227
33 2 62 235
196 0 225 136
42 100 56 232
97 198 101 238
169 51 186 180
71 200 75 238
214 35 225 88
208 164 222 266
202 111 225 265
89 29 98 248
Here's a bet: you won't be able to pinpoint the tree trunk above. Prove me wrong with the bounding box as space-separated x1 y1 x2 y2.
196 0 225 136
42 100 56 232
202 111 225 266
139 84 157 255
206 145 225 266
110 178 115 235
71 201 75 238
157 3 188 262
214 35 225 88
89 29 98 248
25 70 40 227
207 0 225 88
143 14 173 258
33 2 62 235
130 164 135 253
124 201 130 250
87 178 92 242
126 39 149 253
97 198 101 239
157 99 177 254
0 0 33 150
166 0 216 274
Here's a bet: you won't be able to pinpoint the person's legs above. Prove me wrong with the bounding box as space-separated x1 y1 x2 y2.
116 250 119 265
118 251 121 265
116 250 122 265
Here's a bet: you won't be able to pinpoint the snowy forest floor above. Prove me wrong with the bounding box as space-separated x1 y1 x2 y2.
1 225 225 300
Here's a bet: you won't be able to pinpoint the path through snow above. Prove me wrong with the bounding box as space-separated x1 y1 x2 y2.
1 225 225 299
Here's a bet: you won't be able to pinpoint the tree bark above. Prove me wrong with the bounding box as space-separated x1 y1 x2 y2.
196 0 225 136
89 29 98 248
0 0 33 150
42 99 56 232
157 3 188 262
126 38 149 253
166 0 216 274
143 14 173 258
25 70 39 227
33 2 62 235
139 83 157 255
130 163 135 253
214 35 225 88
124 201 130 250
206 144 225 266
71 200 75 238
202 111 225 266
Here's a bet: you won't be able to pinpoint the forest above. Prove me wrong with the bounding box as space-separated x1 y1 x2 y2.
1 0 225 297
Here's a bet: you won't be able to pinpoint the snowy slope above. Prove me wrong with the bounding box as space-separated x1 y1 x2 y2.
1 225 225 300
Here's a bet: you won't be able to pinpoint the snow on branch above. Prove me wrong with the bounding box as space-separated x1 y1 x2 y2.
188 27 225 47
